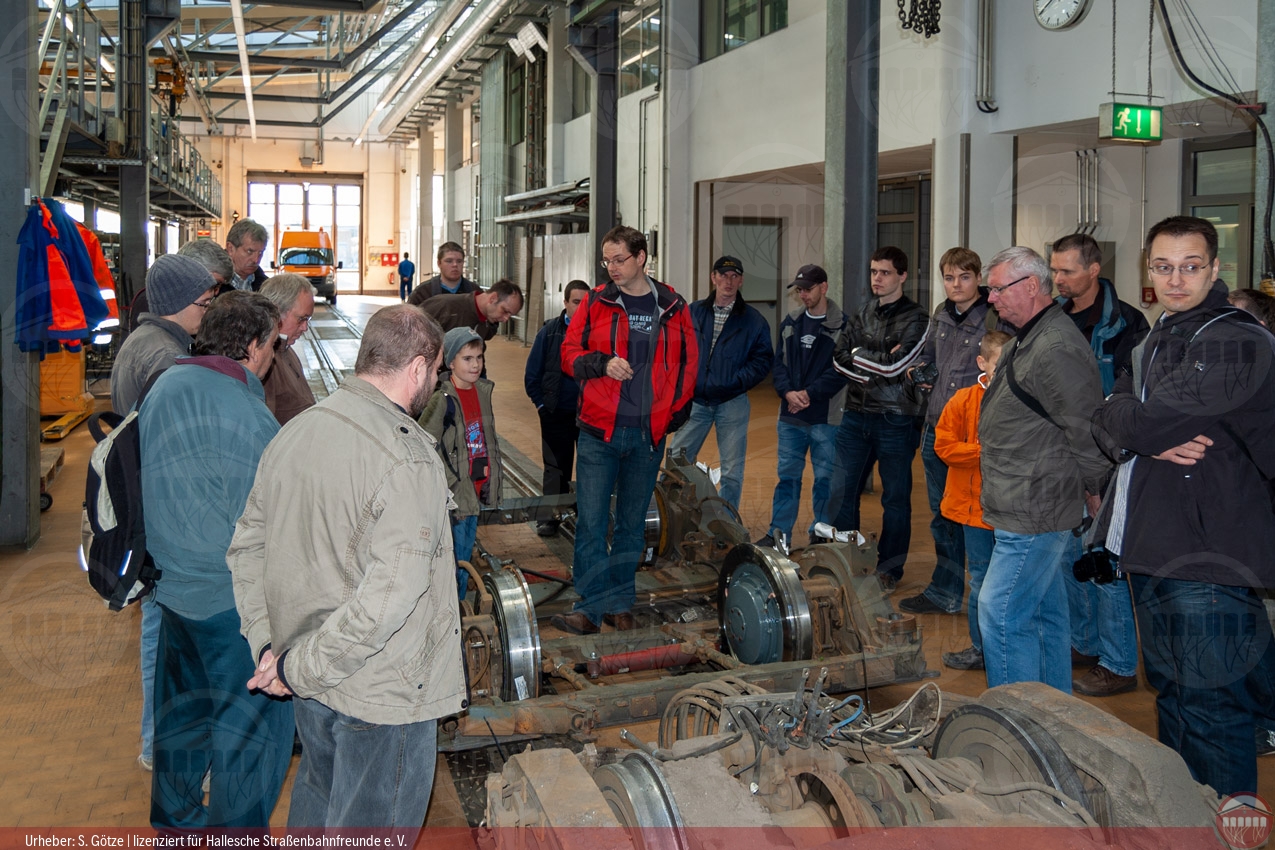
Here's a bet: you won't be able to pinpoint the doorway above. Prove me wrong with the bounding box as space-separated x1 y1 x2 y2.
722 216 784 346
248 177 364 295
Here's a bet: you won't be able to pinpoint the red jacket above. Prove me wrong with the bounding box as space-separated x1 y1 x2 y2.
933 374 991 530
561 278 698 444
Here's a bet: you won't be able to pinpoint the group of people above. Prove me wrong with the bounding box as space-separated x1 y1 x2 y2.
108 212 1275 829
111 227 471 830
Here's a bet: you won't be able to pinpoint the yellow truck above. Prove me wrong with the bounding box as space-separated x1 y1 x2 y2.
272 228 342 304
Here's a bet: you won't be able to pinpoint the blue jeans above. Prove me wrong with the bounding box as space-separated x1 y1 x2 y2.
1130 573 1275 798
399 277 412 300
151 605 295 828
667 394 751 510
767 420 839 542
451 514 478 600
140 591 160 761
290 698 437 828
963 524 994 652
978 528 1073 693
572 426 665 625
917 424 966 611
831 410 920 579
1067 540 1139 677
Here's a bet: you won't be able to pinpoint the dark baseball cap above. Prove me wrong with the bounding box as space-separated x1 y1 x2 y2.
787 264 828 289
712 255 745 275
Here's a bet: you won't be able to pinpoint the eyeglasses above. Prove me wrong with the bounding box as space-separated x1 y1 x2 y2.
600 254 633 270
193 299 215 309
1148 263 1209 279
986 275 1031 295
293 313 313 325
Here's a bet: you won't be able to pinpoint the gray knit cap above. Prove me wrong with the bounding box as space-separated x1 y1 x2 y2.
442 326 483 367
146 254 216 316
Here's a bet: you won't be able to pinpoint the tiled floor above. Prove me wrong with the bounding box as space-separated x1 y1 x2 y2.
2 296 1267 828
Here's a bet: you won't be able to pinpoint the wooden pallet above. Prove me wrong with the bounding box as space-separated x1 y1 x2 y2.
39 446 64 489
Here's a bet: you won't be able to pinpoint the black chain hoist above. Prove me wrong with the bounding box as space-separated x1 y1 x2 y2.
898 0 941 38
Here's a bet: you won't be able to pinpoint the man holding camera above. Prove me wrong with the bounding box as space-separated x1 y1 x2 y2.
831 247 930 590
1051 233 1148 698
1092 215 1275 798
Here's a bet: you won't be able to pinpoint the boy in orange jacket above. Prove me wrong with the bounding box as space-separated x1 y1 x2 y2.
933 330 1012 671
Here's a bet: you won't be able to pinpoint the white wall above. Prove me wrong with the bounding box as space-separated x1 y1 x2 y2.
1016 139 1184 324
562 116 591 183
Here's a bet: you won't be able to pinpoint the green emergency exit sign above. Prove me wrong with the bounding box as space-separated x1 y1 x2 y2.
1099 102 1162 142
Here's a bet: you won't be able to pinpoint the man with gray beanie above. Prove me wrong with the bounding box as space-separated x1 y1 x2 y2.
112 253 217 415
110 251 218 773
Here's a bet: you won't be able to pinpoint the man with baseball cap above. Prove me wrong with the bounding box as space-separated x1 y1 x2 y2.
668 255 773 510
758 264 848 550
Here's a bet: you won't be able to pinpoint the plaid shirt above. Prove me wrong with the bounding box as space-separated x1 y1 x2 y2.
709 300 734 355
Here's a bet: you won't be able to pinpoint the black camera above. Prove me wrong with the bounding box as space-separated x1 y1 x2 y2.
1072 548 1120 584
912 361 939 387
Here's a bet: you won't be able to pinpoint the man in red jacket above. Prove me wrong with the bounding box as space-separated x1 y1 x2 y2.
554 226 698 634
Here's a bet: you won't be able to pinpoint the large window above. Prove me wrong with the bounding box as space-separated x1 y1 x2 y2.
571 59 592 119
619 2 660 96
1182 135 1255 289
248 178 363 292
701 0 787 61
507 63 526 145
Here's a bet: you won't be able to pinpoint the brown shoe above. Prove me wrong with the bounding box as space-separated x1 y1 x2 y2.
603 612 637 631
1071 648 1099 668
1073 664 1137 697
550 611 599 635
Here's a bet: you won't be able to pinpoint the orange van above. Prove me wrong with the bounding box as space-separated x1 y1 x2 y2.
272 228 342 304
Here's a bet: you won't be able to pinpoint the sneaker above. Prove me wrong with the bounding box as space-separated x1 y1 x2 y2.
1257 727 1275 757
898 593 950 615
1073 664 1138 697
877 574 898 594
754 533 776 548
137 754 153 772
942 646 984 670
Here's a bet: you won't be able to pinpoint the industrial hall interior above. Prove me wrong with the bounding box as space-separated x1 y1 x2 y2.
3 0 1275 838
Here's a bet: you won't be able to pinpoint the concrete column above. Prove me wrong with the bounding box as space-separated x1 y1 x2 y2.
1254 0 1275 285
444 102 465 245
569 11 618 266
545 5 571 186
0 0 40 546
660 0 698 295
825 2 879 314
932 130 1015 301
418 127 435 270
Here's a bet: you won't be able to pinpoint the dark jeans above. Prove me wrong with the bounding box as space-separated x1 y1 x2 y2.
572 426 665 625
917 424 966 611
290 698 438 828
1130 573 1275 797
539 407 579 499
151 605 294 828
832 410 920 579
399 278 412 300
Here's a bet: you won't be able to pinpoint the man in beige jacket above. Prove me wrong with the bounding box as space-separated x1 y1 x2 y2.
228 304 464 828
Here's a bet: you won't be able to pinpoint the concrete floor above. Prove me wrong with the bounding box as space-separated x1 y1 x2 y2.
2 295 1268 827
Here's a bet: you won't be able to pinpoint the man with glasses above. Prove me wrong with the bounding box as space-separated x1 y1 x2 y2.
260 273 318 425
553 226 697 635
420 278 524 340
225 219 270 292
667 255 773 511
1050 233 1148 698
112 254 217 415
977 246 1108 693
1092 215 1275 797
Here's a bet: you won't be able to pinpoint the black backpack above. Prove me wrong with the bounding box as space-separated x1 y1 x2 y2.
81 384 161 610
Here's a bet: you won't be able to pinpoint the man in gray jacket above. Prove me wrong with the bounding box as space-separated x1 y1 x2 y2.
229 305 465 828
977 247 1109 694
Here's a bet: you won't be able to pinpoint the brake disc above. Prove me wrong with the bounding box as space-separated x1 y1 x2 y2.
717 544 813 664
592 752 687 850
482 567 541 702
